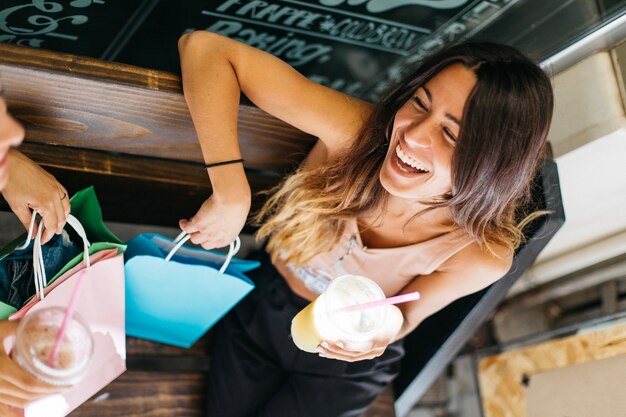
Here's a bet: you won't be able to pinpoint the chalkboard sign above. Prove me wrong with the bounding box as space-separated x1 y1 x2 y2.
0 0 144 58
114 0 517 100
1 0 625 99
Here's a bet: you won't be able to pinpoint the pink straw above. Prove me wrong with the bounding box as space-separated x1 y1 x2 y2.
47 268 89 367
335 291 421 313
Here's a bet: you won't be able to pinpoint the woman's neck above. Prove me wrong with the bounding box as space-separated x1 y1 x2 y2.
359 194 455 241
382 194 452 225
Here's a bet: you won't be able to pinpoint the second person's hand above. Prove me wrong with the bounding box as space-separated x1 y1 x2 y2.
0 320 60 412
1 150 70 244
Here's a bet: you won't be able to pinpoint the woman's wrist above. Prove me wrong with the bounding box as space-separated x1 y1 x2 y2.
2 149 27 194
207 162 251 203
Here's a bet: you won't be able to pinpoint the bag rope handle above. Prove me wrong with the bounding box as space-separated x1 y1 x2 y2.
20 211 91 301
165 231 241 274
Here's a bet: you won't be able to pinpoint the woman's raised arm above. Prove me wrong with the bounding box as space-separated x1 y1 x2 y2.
177 31 370 249
178 31 371 156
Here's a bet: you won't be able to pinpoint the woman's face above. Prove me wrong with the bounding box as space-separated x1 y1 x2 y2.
0 97 25 189
379 63 477 201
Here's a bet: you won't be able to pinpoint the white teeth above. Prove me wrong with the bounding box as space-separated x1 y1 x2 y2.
395 145 429 172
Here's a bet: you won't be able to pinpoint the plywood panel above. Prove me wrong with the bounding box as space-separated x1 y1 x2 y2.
525 353 626 417
478 321 626 417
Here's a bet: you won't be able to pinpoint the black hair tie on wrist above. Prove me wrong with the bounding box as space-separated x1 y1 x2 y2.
203 159 244 170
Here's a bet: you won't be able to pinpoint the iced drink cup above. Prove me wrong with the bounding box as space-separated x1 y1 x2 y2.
13 307 94 386
291 275 387 353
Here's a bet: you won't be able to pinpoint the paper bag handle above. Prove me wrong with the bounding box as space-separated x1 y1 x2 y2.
165 231 241 274
18 211 91 301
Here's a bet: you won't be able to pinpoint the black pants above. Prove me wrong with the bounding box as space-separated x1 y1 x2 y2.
206 251 404 417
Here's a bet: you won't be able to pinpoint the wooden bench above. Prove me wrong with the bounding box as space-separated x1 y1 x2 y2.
0 43 395 417
0 42 315 227
0 43 564 417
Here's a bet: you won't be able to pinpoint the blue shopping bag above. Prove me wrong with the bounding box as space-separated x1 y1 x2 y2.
124 233 259 348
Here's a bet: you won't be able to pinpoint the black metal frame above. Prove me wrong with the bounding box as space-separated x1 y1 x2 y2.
393 156 565 417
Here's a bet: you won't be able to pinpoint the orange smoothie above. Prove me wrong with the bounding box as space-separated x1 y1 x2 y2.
290 297 324 353
290 275 387 353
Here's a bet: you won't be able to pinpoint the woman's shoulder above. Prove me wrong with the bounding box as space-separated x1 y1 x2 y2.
438 238 514 285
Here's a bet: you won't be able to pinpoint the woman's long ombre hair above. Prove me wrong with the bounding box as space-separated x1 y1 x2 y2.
256 42 554 266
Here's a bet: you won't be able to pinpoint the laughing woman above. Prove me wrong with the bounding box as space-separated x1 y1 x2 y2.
177 32 553 417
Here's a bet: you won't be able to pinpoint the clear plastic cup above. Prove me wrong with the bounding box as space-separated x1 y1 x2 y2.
291 275 387 353
13 307 94 386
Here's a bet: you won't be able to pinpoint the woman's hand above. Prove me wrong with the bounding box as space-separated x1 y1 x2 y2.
317 305 404 362
1 150 70 244
0 320 60 413
179 164 251 250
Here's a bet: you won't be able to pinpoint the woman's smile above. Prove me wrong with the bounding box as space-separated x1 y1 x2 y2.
393 144 430 175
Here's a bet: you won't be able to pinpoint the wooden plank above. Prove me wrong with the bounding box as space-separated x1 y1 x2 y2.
127 335 211 358
0 42 183 93
126 334 212 374
478 321 626 417
0 166 274 228
69 371 207 417
0 43 316 173
68 372 395 417
68 334 394 417
17 143 215 187
1 143 282 227
16 142 283 188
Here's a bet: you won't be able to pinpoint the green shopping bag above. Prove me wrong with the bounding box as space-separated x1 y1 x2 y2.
0 187 125 319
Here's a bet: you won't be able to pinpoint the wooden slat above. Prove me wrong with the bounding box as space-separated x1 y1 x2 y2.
0 166 274 228
67 334 394 417
127 335 211 358
0 143 282 227
16 142 282 188
0 43 183 93
68 372 395 417
69 371 207 417
0 43 316 173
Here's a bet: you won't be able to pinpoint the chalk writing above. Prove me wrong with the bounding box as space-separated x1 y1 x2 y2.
200 19 333 66
318 0 471 13
319 17 420 51
207 1 426 54
0 0 104 47
365 0 518 99
191 0 515 98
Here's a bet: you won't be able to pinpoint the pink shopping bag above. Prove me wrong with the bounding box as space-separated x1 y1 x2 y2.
8 215 126 417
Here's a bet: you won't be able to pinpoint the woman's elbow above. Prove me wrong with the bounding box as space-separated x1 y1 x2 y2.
178 30 223 55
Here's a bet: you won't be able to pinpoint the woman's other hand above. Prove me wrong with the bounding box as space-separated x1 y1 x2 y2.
1 150 70 244
0 320 60 412
179 163 251 250
317 305 404 362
